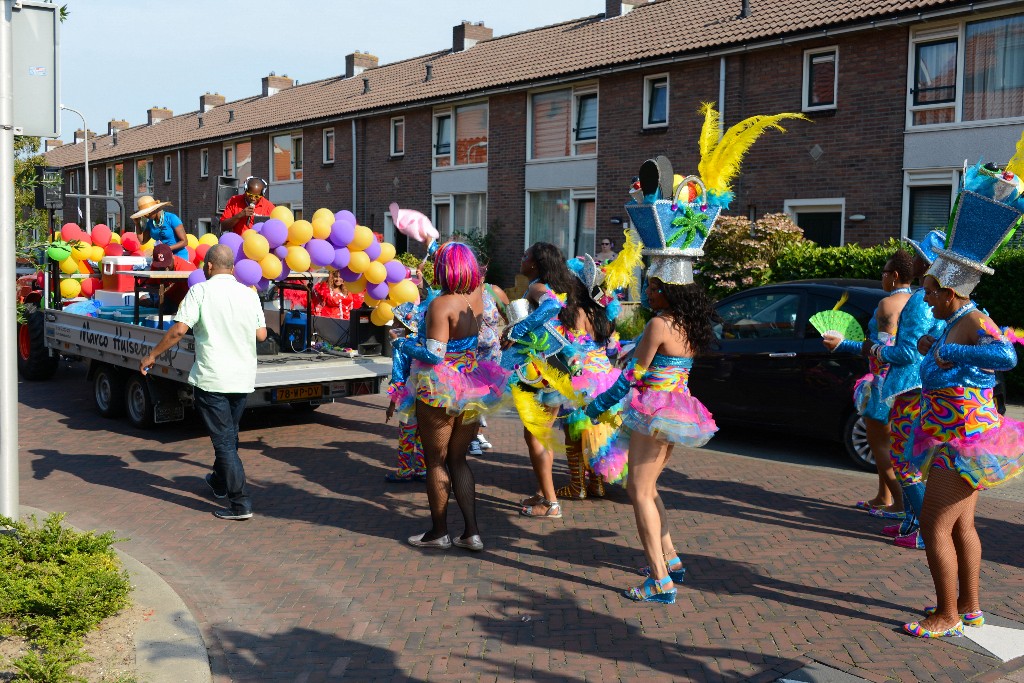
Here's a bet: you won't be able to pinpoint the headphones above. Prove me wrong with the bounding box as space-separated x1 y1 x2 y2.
242 176 270 200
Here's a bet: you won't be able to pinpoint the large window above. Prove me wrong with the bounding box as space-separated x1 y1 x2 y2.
644 75 668 128
910 11 1024 125
527 189 595 257
272 133 302 181
529 86 598 159
135 158 153 196
223 140 252 180
803 47 838 111
433 103 488 167
433 193 487 236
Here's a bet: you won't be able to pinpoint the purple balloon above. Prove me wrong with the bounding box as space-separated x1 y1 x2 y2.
261 219 288 249
256 277 271 291
334 210 356 226
363 239 381 261
274 245 289 259
329 220 356 248
306 239 335 267
384 260 407 283
249 223 263 234
338 266 361 282
187 269 207 288
366 280 390 301
219 232 243 258
274 264 291 282
234 258 262 286
332 247 351 270
235 247 247 264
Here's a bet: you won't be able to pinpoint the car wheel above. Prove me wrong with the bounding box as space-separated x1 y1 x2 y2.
843 412 875 471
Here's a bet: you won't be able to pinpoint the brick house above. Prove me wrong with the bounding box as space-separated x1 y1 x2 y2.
45 0 1024 286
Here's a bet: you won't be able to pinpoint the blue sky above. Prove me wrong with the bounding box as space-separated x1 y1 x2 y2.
57 0 603 141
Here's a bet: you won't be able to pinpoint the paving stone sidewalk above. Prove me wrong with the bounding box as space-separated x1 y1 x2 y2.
16 364 1024 682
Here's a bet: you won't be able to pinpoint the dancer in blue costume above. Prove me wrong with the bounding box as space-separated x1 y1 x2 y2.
384 301 428 482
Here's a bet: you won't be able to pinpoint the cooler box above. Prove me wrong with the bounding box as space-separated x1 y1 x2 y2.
100 256 148 292
143 315 173 330
93 289 136 307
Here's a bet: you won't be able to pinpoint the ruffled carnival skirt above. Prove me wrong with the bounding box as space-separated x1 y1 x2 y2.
912 386 1024 491
396 349 509 424
572 358 629 484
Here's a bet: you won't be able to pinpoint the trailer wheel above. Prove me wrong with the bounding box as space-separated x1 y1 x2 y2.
17 303 58 381
125 374 155 429
93 365 126 418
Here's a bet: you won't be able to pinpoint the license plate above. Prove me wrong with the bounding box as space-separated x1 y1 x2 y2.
154 401 185 424
272 384 324 403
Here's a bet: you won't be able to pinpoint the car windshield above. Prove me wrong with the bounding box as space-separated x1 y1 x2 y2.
716 293 800 340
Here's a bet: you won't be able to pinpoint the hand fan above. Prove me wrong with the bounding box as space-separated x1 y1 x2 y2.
809 292 865 341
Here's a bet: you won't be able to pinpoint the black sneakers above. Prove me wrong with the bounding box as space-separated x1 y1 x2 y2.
204 473 227 499
213 508 253 521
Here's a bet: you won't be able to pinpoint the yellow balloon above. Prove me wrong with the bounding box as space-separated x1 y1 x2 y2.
59 257 79 274
186 234 199 249
285 245 311 272
90 245 106 262
344 276 367 294
370 306 392 327
312 207 335 224
143 238 156 250
287 220 314 246
347 250 370 274
260 254 283 280
389 279 418 304
362 296 381 307
364 261 387 284
311 216 333 240
60 278 81 298
374 302 394 321
270 206 294 225
198 233 219 247
349 225 373 251
109 232 122 244
377 242 396 263
71 242 91 260
243 232 270 261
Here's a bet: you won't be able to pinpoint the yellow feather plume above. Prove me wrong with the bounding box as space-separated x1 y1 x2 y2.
1007 129 1024 177
511 384 559 448
697 106 809 196
832 292 849 311
603 229 643 293
534 360 582 408
698 102 721 167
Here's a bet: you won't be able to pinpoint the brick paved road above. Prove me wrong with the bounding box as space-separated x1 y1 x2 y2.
15 363 1024 682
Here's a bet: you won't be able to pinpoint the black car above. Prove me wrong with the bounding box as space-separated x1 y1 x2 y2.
689 279 886 470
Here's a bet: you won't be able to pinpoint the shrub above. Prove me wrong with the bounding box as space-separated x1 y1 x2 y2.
615 305 652 341
698 212 803 298
396 252 433 287
772 238 907 282
975 248 1024 397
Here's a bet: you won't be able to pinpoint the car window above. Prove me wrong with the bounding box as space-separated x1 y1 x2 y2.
715 292 801 340
806 294 874 339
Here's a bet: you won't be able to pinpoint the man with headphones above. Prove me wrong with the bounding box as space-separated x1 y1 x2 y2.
220 176 276 235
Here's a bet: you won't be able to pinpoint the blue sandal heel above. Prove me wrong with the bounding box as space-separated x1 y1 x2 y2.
624 576 676 604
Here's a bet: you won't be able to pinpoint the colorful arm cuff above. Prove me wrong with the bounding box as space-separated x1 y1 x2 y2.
401 337 445 365
936 339 1017 371
585 371 632 419
390 340 413 385
836 339 863 355
509 298 562 341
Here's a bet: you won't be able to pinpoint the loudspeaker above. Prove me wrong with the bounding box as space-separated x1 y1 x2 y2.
34 166 63 210
216 176 239 213
348 306 392 357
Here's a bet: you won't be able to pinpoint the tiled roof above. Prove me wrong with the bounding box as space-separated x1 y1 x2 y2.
46 0 973 168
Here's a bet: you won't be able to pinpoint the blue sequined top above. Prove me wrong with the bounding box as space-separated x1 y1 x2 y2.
920 306 1016 390
650 353 693 369
446 336 477 353
878 289 945 402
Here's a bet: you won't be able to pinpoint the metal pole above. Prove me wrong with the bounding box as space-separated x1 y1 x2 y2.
60 105 89 231
1 0 20 519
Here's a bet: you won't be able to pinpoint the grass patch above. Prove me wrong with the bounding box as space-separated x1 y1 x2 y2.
0 513 132 682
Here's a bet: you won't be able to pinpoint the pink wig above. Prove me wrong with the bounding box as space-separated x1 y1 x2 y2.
433 242 481 294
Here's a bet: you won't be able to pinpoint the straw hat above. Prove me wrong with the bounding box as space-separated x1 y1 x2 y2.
131 195 172 220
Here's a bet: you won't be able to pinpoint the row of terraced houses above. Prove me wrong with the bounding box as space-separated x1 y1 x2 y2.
45 0 1024 285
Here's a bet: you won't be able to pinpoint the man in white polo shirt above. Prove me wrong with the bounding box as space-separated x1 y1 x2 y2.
141 244 267 520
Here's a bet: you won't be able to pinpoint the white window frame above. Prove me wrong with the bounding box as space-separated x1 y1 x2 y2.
907 8 1024 128
135 157 154 196
802 46 838 112
91 168 99 193
223 144 235 177
390 117 405 157
527 83 599 161
524 187 595 254
782 197 846 245
432 102 489 169
901 169 959 238
200 148 209 178
271 132 303 182
106 164 123 196
197 218 212 236
106 212 118 231
431 193 487 236
67 169 78 194
643 74 669 129
164 155 172 182
433 110 452 167
322 127 335 164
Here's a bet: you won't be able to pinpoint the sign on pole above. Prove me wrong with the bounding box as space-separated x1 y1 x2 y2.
11 0 59 138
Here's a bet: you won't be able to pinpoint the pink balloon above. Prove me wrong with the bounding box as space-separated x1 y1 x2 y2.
329 220 355 248
384 260 407 283
363 239 381 261
61 223 84 241
390 202 439 243
366 280 390 300
338 266 360 282
187 269 207 288
91 224 112 247
261 219 288 248
234 259 262 286
332 248 350 270
306 239 335 267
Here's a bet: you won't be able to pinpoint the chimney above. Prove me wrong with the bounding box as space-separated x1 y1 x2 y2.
262 72 295 96
200 92 225 112
362 77 370 94
425 63 433 82
107 119 129 135
739 0 751 17
605 0 648 18
73 129 93 144
45 139 63 150
453 20 492 52
228 109 235 123
345 51 379 78
147 106 172 124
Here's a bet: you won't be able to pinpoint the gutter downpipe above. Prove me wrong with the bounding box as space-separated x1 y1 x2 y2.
177 149 182 227
719 56 726 131
351 119 357 213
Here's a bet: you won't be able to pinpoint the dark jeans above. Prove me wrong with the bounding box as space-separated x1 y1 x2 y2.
194 387 250 513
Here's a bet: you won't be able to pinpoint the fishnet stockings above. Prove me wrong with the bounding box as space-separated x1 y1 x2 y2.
416 401 481 541
920 466 981 622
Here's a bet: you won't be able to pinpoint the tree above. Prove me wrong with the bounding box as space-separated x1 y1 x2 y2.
14 135 51 268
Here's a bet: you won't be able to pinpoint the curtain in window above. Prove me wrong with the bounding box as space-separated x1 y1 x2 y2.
964 14 1024 121
454 194 486 233
574 199 595 257
531 90 570 159
909 186 951 240
808 53 836 107
435 116 452 167
236 141 252 180
529 190 571 253
455 105 488 165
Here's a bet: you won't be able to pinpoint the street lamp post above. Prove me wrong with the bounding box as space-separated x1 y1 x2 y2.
60 104 89 231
